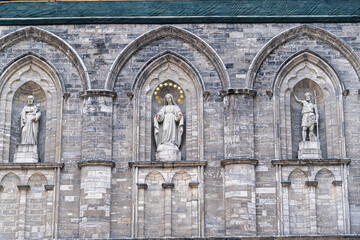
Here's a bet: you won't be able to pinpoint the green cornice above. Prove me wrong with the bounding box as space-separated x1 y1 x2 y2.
0 0 359 25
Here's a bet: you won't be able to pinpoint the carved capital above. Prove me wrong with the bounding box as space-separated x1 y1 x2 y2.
281 181 291 187
17 184 30 191
219 88 257 98
127 92 134 100
203 91 210 99
266 90 273 98
79 89 117 99
137 183 148 190
305 180 318 187
63 92 71 101
44 184 55 190
332 180 342 186
162 183 174 189
78 159 115 168
189 182 199 188
342 89 349 96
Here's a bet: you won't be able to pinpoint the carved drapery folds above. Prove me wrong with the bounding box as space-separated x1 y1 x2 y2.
133 52 204 161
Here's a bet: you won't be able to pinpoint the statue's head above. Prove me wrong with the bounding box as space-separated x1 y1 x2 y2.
305 92 312 101
27 95 34 105
164 93 175 105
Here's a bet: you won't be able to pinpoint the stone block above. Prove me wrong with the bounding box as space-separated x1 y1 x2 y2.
298 141 322 159
14 144 38 163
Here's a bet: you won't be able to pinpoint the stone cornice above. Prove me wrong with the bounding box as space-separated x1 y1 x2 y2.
79 89 117 99
0 162 64 170
78 159 115 168
221 158 258 167
128 160 207 168
271 158 351 166
219 88 257 97
17 184 30 190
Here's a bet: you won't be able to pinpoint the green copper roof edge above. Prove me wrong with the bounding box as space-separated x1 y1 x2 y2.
0 16 359 26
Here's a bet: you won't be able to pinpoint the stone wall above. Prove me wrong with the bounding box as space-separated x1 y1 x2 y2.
0 23 358 239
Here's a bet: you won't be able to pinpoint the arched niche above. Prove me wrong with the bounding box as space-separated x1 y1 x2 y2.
10 81 47 162
273 51 346 159
0 53 64 163
133 51 204 161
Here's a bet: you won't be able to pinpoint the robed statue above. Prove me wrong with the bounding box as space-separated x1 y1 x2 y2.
154 93 183 161
20 95 41 145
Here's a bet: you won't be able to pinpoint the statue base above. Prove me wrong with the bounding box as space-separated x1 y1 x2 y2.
14 144 39 163
298 141 322 159
155 143 181 161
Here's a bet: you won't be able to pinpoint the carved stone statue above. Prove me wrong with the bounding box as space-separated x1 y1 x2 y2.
21 95 41 145
293 92 318 141
14 95 41 163
292 91 321 159
154 93 183 161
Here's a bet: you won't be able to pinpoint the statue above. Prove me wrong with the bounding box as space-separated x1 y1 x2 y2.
20 95 41 145
292 91 321 159
14 95 41 163
292 92 318 141
154 93 184 161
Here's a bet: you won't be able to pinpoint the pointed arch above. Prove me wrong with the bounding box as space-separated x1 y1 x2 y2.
247 24 360 89
133 50 205 92
0 26 90 90
288 168 308 181
273 50 345 95
106 25 229 90
27 172 48 185
315 168 335 181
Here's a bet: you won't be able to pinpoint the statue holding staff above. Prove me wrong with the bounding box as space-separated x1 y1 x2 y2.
292 91 318 142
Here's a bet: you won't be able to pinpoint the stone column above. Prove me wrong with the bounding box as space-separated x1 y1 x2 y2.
78 160 115 238
221 89 256 158
17 184 30 240
78 90 116 239
80 90 117 162
221 158 258 236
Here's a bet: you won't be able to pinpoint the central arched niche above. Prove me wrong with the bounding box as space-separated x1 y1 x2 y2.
133 51 204 161
291 79 325 158
10 80 47 162
273 50 346 159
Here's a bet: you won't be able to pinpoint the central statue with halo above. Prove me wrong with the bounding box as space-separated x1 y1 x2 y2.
154 93 184 161
292 91 322 159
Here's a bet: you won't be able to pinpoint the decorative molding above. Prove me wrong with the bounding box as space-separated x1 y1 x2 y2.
17 184 30 190
219 88 257 97
44 184 55 190
128 160 207 168
281 181 291 187
221 158 258 167
203 91 210 99
79 89 117 99
332 180 343 186
0 162 64 170
189 182 199 188
162 183 175 189
126 92 134 100
305 180 318 187
137 183 148 190
266 90 273 98
271 158 351 166
63 92 71 101
78 159 115 168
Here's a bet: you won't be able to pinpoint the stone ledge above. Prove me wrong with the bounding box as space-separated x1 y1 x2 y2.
78 159 115 168
79 89 117 99
162 183 175 189
44 184 55 190
219 88 257 97
137 183 148 190
189 182 200 188
305 180 318 187
0 162 64 170
281 181 291 187
221 158 258 167
129 160 207 168
17 184 30 190
271 158 351 166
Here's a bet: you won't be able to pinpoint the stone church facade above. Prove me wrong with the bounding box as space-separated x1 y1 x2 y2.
0 2 359 239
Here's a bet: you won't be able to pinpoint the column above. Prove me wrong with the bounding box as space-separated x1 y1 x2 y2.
221 159 258 236
79 90 116 238
17 184 30 240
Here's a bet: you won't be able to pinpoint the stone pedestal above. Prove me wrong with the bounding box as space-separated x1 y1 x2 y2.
298 141 322 159
14 144 38 163
155 143 181 161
